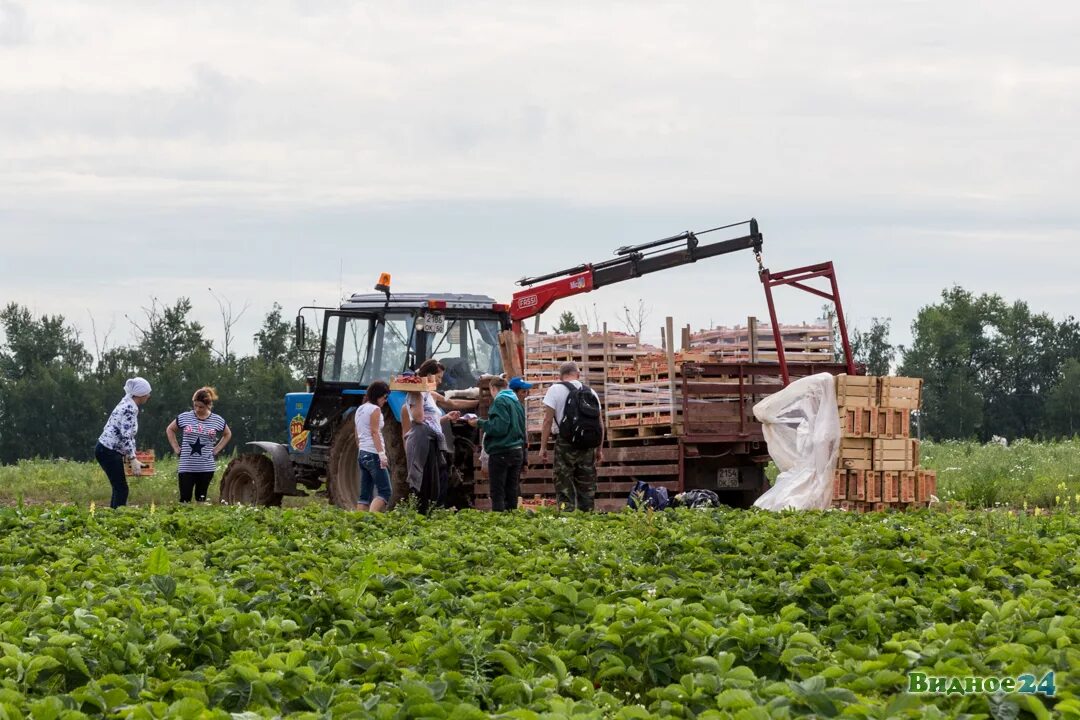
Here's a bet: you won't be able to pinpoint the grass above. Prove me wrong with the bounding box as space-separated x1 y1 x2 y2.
0 455 318 509
2 440 1078 510
0 456 187 507
923 438 1080 509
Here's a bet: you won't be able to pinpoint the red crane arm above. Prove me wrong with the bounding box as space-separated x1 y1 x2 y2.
501 219 855 384
510 270 595 322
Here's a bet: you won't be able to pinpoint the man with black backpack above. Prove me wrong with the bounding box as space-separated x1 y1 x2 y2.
539 361 605 511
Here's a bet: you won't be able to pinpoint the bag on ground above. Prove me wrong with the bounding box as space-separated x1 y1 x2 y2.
627 480 670 510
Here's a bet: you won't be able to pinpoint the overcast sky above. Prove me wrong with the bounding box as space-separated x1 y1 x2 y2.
2 0 1078 357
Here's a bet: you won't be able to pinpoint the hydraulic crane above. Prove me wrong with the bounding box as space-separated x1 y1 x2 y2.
509 218 856 383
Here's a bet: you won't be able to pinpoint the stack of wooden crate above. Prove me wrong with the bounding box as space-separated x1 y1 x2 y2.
689 321 837 363
522 329 659 439
604 353 677 438
833 375 936 511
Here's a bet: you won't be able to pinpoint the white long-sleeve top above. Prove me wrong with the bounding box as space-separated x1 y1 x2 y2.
98 396 139 457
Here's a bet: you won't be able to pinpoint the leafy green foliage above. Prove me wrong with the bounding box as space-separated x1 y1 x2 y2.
900 286 1080 441
851 317 895 377
0 505 1076 717
553 311 580 334
0 302 304 465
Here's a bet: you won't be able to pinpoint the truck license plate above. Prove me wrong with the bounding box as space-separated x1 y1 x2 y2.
422 312 445 333
716 468 740 488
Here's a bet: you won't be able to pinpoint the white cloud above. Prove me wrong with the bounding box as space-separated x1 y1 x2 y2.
1 0 1079 355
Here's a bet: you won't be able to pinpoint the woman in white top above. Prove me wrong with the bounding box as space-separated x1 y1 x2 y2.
354 380 392 512
96 377 152 508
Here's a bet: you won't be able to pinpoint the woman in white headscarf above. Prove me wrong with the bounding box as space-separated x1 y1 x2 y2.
95 377 152 508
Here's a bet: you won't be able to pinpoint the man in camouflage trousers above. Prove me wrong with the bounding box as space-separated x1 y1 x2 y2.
539 362 604 512
551 442 597 511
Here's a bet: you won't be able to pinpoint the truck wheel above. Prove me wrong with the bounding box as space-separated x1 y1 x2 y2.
327 422 360 509
220 454 283 507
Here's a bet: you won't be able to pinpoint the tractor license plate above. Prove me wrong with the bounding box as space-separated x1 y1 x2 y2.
716 468 740 488
422 312 445 333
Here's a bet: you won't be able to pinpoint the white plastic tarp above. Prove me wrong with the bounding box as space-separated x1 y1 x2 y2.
752 372 841 511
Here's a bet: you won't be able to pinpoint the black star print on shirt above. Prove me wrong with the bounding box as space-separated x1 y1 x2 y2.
190 437 206 456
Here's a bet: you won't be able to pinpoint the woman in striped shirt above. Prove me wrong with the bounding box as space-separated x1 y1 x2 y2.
96 377 152 508
166 386 232 503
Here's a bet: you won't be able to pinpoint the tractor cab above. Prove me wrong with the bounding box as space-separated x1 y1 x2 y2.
290 290 511 466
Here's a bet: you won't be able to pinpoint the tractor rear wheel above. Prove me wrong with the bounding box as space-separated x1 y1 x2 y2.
220 454 283 506
327 422 360 509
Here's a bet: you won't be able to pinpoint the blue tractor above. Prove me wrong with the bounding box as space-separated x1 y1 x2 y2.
219 284 511 507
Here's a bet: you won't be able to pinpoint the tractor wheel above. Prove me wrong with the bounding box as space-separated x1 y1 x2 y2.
327 421 360 509
382 409 410 509
220 454 283 507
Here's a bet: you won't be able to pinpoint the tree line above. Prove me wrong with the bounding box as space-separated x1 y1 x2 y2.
1 286 1078 465
849 288 1080 440
0 299 314 464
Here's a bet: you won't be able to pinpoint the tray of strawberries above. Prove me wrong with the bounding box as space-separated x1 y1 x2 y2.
389 375 438 392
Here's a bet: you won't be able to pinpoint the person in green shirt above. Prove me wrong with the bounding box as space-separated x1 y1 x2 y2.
468 375 527 511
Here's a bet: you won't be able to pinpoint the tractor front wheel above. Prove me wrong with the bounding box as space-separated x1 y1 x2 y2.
220 454 283 507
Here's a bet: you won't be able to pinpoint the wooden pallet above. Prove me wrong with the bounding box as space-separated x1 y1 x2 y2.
608 424 675 441
472 443 681 508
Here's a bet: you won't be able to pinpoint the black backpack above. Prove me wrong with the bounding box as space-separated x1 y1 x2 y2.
558 381 603 449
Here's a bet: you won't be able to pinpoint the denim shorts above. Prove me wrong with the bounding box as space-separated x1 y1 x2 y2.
358 450 392 504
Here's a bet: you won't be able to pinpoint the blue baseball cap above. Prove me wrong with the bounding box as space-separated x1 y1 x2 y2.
508 377 533 391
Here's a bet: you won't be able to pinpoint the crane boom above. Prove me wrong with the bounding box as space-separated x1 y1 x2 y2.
505 216 856 384
510 219 762 321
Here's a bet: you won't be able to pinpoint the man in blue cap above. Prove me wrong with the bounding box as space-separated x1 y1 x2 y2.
508 376 533 405
467 375 527 510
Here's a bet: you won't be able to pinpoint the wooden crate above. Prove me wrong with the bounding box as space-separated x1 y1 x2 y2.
882 471 900 503
879 377 922 410
836 375 877 408
873 408 910 439
390 378 438 392
838 438 873 470
873 438 915 471
840 407 875 437
916 470 937 502
900 471 917 503
865 471 882 503
848 469 867 501
833 470 848 500
519 495 557 511
124 450 156 477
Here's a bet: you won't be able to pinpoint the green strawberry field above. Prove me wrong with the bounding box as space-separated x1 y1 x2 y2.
1 503 1077 719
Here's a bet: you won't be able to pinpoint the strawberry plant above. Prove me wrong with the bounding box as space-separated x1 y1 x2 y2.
0 505 1076 718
